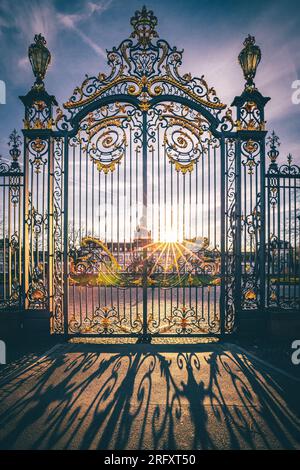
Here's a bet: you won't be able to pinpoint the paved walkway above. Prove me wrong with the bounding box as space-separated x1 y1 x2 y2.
0 343 299 450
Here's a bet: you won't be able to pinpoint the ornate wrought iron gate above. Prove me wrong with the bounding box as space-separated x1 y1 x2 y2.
0 7 299 339
64 102 226 337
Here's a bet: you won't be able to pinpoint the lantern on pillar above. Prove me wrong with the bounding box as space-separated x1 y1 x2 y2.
238 35 261 89
28 34 51 88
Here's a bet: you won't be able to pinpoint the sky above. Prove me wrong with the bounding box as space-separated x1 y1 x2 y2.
0 0 300 164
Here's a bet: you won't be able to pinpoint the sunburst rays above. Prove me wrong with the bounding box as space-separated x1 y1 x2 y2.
96 236 209 287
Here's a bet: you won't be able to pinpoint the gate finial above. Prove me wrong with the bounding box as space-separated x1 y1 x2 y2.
238 35 261 90
130 5 158 47
8 129 21 171
267 130 280 164
28 34 51 90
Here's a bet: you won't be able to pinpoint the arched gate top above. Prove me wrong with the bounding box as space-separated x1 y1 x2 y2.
62 6 230 127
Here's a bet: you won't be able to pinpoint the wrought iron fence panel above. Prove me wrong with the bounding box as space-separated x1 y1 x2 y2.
266 133 300 310
0 130 23 309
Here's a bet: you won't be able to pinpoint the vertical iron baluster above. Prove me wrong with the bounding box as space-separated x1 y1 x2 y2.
8 179 11 300
283 176 286 304
110 165 113 324
220 139 226 334
259 140 266 312
288 168 291 304
142 111 148 339
293 178 297 304
98 163 101 310
269 174 272 307
72 144 76 322
3 180 6 302
235 139 242 319
135 144 138 329
63 136 69 336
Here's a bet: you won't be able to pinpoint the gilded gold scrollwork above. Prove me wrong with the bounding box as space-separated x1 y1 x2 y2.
62 7 228 124
163 116 205 174
78 105 135 173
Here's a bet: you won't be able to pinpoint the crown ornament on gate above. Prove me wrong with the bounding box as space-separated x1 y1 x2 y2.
267 130 280 165
8 129 21 169
130 5 158 47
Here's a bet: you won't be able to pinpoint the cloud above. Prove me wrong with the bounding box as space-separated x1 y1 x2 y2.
57 0 113 58
0 0 57 44
17 56 28 69
88 1 112 14
0 0 113 68
57 13 83 29
72 27 107 58
57 13 107 58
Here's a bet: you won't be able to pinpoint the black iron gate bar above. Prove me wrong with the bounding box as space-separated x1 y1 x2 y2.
0 130 23 310
266 132 300 310
0 7 299 339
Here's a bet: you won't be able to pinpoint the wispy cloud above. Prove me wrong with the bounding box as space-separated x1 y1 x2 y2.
0 0 113 66
17 56 28 69
57 12 106 58
0 0 57 43
57 0 113 58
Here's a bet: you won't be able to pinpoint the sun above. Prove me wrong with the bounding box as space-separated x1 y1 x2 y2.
162 229 181 243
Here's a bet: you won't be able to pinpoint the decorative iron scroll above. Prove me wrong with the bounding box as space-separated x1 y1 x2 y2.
147 102 219 173
77 102 137 173
69 305 144 335
52 138 64 333
23 99 53 130
241 194 261 309
61 6 230 125
236 100 265 131
224 139 237 332
240 138 262 310
146 304 219 335
25 192 48 308
74 100 223 175
28 137 48 173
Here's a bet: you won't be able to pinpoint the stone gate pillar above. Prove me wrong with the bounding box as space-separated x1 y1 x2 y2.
232 35 270 318
20 34 57 313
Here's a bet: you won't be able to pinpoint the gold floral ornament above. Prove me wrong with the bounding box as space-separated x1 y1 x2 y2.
23 116 52 130
31 137 46 153
244 139 257 154
29 138 48 173
23 99 53 130
170 306 197 334
242 139 260 175
236 101 266 131
244 289 256 301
